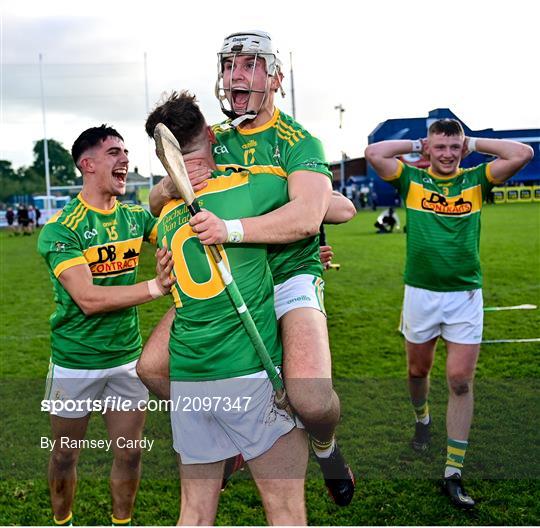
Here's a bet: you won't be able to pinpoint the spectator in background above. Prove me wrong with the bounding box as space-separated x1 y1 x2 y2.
6 207 15 233
35 206 42 227
371 190 379 211
17 204 30 235
28 205 36 233
374 207 400 233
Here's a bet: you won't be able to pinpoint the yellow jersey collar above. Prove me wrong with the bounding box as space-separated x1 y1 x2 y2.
237 107 280 136
78 193 118 215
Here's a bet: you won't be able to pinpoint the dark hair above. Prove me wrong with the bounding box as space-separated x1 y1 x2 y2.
145 91 206 152
428 119 464 137
71 125 123 166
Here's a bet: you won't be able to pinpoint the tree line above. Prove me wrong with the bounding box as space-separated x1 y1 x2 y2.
0 139 76 203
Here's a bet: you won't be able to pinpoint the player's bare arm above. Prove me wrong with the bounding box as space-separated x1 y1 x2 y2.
324 191 356 224
58 247 175 315
190 170 332 245
364 140 418 179
465 137 534 183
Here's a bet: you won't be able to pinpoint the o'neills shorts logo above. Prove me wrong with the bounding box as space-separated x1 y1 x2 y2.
422 193 472 215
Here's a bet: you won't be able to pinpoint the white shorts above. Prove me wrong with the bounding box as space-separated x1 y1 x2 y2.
274 274 326 320
170 370 296 464
401 285 483 345
44 358 148 418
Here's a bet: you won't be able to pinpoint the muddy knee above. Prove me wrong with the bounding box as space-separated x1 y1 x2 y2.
448 376 472 396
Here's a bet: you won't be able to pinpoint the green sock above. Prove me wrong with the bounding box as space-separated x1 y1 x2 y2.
445 438 468 477
412 399 430 424
112 515 131 526
53 512 73 526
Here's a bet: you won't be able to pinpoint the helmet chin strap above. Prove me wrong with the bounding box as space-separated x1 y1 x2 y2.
230 112 257 127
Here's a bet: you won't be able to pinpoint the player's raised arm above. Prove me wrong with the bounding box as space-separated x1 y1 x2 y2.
57 247 174 316
365 140 422 179
465 137 534 184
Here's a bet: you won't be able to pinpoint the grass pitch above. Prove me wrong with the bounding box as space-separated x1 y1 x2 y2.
0 202 539 525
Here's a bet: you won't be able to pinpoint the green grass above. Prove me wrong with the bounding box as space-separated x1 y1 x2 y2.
0 202 539 525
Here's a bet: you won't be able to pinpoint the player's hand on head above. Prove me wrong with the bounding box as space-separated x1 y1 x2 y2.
189 209 227 245
155 246 176 294
420 138 429 158
185 159 212 192
462 136 471 158
319 245 334 270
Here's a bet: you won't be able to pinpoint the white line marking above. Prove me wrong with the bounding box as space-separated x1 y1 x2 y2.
482 338 540 344
484 304 537 311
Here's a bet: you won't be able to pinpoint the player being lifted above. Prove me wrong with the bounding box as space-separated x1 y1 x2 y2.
38 125 174 526
149 91 308 525
365 119 533 508
137 30 356 505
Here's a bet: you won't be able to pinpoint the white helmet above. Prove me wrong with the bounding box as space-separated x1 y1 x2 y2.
215 30 284 127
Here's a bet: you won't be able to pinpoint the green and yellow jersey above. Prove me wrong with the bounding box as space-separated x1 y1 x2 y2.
158 169 284 382
37 194 157 369
212 108 332 285
389 161 495 291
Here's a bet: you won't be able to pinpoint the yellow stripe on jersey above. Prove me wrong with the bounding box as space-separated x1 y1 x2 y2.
61 203 86 230
83 236 143 277
72 208 89 231
486 162 496 183
406 181 483 216
277 131 295 147
384 160 404 181
216 164 287 178
276 119 305 143
53 256 88 278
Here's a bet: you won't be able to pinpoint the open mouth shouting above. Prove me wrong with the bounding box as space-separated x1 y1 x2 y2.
112 167 128 185
231 88 251 111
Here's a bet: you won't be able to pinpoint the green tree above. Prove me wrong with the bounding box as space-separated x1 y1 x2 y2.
32 139 76 186
0 160 19 202
0 161 48 203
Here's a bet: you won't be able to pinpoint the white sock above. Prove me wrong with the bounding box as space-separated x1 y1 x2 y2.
417 414 430 425
445 466 462 478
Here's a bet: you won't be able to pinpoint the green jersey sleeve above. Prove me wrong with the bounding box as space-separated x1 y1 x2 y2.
38 221 86 278
467 163 494 200
387 160 413 199
285 135 333 180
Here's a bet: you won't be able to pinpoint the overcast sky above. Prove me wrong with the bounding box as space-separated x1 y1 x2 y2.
2 0 539 177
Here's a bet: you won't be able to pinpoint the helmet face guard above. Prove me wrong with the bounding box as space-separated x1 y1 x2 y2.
215 31 284 127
